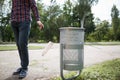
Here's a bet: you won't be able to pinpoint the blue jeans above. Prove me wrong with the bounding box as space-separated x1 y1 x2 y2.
11 21 31 69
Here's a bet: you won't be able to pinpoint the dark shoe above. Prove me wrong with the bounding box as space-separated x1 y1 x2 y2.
13 68 22 75
19 69 28 79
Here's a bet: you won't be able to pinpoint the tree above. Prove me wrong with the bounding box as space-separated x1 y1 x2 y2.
0 14 11 42
73 0 98 28
0 0 5 42
111 5 120 40
84 13 95 40
29 0 62 42
29 0 45 42
72 0 97 41
0 0 11 42
62 0 73 26
0 0 4 13
88 20 110 41
43 1 62 42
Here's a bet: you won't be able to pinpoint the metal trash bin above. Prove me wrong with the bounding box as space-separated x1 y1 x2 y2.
59 27 84 80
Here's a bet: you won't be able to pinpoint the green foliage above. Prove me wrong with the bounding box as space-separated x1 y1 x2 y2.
4 25 14 42
0 0 120 42
0 13 11 42
79 59 120 80
42 1 62 42
0 45 44 51
111 5 120 40
87 20 110 41
62 0 73 26
84 13 95 40
51 72 78 80
73 0 96 41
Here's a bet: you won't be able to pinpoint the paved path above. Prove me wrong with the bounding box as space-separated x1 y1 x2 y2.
0 43 120 80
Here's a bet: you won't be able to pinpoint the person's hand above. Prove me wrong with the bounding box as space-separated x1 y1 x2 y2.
37 21 44 30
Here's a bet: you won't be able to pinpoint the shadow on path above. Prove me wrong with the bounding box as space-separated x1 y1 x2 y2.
4 75 20 80
5 75 52 80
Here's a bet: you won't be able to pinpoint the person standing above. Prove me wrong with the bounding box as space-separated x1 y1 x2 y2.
11 0 44 79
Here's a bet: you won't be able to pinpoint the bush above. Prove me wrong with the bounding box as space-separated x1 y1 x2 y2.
77 59 120 80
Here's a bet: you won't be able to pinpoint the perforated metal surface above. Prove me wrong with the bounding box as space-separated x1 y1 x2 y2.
63 49 79 61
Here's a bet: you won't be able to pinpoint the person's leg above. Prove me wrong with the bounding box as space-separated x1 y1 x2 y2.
11 21 23 75
18 21 31 70
11 21 31 79
17 21 31 79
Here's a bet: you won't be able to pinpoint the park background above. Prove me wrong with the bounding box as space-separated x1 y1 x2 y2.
0 0 120 80
0 0 120 43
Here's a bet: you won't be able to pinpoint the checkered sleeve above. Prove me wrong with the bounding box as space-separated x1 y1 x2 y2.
30 0 40 21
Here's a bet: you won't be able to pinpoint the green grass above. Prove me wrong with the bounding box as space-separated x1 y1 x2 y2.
85 42 120 45
52 59 120 80
0 45 44 51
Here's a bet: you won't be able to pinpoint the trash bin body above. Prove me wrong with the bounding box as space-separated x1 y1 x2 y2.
60 27 84 80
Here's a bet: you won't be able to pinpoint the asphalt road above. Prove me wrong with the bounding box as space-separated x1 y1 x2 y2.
0 43 120 80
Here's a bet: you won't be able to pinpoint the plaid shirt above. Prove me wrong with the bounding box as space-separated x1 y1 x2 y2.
11 0 40 22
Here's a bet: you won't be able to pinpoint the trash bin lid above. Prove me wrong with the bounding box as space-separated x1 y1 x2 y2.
59 27 84 30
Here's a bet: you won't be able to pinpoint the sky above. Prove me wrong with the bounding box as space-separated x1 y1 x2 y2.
42 0 120 22
91 0 120 22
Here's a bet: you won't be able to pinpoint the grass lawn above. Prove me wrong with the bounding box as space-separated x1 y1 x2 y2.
85 42 120 45
52 58 120 80
0 45 44 51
